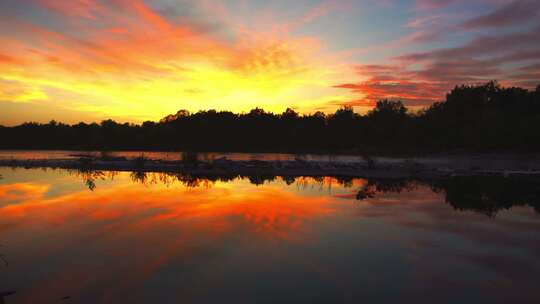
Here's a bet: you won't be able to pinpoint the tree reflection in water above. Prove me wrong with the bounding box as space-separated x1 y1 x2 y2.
356 177 540 217
67 168 540 217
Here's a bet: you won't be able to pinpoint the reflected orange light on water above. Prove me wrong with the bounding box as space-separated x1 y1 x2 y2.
1 169 540 303
0 174 345 242
0 183 50 206
0 173 354 302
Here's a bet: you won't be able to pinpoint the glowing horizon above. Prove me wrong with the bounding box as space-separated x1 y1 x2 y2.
1 0 539 125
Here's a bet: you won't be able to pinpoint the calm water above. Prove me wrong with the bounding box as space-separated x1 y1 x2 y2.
2 150 537 170
0 150 369 163
0 168 539 304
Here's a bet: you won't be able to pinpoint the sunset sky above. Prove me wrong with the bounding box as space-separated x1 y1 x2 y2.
0 0 539 125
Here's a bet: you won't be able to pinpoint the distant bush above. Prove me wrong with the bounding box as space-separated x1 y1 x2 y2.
99 150 113 161
181 151 199 166
133 154 149 168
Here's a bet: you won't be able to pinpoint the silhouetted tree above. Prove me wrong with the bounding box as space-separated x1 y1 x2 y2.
1 81 539 152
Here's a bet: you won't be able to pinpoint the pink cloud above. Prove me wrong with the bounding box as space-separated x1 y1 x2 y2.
460 0 540 29
396 26 540 62
415 0 514 11
415 0 460 10
334 23 540 108
38 0 103 19
301 0 350 24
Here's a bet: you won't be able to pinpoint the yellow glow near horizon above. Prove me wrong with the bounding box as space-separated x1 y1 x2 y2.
1 56 351 123
0 0 361 125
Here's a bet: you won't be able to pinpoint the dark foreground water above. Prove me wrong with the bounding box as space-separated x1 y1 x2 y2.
0 168 539 304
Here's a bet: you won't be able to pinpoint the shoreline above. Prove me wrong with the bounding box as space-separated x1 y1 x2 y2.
2 156 540 178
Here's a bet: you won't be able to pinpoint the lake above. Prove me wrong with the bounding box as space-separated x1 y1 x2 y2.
0 167 539 303
0 150 368 163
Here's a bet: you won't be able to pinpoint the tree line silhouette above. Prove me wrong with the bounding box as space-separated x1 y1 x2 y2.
1 81 539 152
